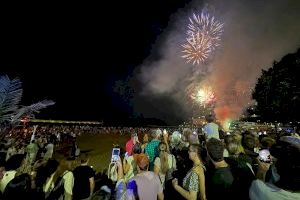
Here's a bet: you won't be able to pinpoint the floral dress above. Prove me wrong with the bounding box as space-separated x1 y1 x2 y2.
183 169 199 193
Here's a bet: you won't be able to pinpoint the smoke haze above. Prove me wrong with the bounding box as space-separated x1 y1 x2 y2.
134 0 300 125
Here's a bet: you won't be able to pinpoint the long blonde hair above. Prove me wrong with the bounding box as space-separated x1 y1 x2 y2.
158 142 169 174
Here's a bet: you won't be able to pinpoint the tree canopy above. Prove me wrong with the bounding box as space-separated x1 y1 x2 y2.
252 48 300 122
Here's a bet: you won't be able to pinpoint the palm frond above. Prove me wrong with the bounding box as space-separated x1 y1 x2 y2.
0 75 23 123
11 100 55 123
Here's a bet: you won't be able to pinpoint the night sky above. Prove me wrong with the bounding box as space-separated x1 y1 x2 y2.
1 1 300 126
0 1 192 125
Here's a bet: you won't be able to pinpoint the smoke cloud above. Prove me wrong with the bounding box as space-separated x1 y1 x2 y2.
134 0 300 125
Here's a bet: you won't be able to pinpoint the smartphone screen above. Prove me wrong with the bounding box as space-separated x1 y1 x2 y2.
163 129 167 135
124 152 129 160
258 149 271 163
111 148 120 162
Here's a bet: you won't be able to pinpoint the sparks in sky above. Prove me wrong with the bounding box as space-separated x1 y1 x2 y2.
190 85 216 107
182 12 224 65
182 32 212 64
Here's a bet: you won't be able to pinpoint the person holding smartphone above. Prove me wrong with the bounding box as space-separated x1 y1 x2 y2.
123 144 142 183
249 140 300 199
111 148 120 163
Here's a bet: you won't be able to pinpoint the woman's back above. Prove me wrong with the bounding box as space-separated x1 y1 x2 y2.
154 153 176 185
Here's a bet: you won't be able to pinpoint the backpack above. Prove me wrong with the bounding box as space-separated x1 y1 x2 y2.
45 171 69 200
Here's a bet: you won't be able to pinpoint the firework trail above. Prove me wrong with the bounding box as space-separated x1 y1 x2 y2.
182 12 224 65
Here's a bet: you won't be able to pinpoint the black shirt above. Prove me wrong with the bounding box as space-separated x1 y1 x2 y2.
73 165 94 200
206 166 234 200
225 156 255 199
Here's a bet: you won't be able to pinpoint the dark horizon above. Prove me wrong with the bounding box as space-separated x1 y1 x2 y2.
0 1 193 126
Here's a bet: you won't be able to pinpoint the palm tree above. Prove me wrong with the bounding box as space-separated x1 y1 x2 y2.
0 75 55 127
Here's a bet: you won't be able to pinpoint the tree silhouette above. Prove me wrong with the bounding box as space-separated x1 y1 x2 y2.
0 75 55 127
252 49 300 122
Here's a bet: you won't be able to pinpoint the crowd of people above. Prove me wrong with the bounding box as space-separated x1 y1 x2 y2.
112 116 300 200
0 115 299 199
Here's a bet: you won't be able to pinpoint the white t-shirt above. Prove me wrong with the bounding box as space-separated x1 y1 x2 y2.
57 133 61 141
203 122 219 140
249 180 300 200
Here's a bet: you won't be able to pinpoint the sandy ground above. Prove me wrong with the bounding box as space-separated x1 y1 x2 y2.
76 133 129 172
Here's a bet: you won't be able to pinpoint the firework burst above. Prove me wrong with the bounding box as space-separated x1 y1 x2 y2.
182 12 224 65
190 85 216 107
182 32 212 64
